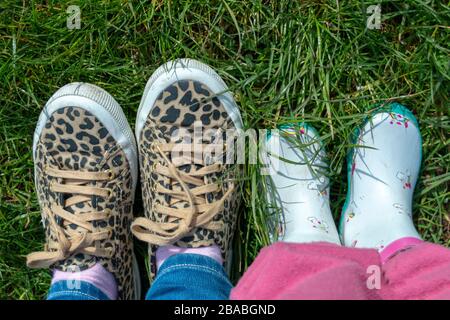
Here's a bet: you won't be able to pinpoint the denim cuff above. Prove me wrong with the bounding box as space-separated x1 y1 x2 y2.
159 253 230 282
47 279 110 300
146 253 233 300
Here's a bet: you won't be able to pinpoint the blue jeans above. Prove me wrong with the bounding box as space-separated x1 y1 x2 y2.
47 254 232 300
48 279 110 300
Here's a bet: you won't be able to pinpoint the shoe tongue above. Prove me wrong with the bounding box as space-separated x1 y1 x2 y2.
54 193 99 271
163 130 224 247
54 204 100 271
166 128 222 208
53 156 103 271
166 139 204 210
51 150 105 218
63 192 96 218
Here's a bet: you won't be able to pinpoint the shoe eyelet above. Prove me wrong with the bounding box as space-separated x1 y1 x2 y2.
106 169 115 180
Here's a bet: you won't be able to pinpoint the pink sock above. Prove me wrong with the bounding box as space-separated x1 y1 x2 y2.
379 237 423 264
52 263 118 300
156 244 223 270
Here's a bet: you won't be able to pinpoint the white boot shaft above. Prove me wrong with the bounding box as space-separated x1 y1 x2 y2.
263 124 340 245
340 103 422 250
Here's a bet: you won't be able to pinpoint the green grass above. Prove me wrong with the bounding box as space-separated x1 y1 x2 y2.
0 0 449 299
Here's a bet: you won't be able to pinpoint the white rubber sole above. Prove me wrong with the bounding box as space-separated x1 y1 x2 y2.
132 253 141 300
135 58 244 143
33 82 141 299
33 82 138 186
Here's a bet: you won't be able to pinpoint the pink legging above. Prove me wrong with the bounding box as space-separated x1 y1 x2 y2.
231 241 450 300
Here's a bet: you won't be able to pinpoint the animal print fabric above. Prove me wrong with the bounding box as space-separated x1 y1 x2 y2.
137 80 241 281
33 106 135 299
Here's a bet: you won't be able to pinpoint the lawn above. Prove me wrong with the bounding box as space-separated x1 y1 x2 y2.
0 0 448 299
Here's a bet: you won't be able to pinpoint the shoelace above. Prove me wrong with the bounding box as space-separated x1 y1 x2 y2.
27 166 114 269
131 142 234 246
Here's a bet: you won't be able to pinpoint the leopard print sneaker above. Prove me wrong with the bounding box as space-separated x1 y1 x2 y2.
27 83 140 300
131 59 243 281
